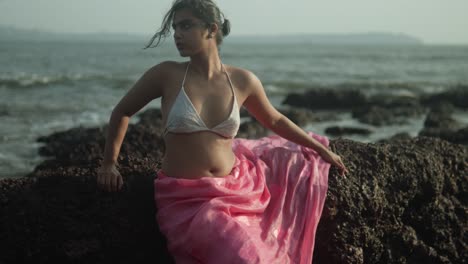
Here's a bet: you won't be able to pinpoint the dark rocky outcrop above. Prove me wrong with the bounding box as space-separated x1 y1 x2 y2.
314 137 467 264
419 108 468 145
325 126 374 136
282 85 468 129
283 88 429 126
1 109 466 264
283 88 368 110
377 132 413 144
421 84 468 109
351 93 426 126
237 107 330 139
278 107 322 127
283 85 467 113
352 104 426 126
423 110 459 130
236 119 270 139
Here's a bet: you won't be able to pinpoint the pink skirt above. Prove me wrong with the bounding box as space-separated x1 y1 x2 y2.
154 132 330 264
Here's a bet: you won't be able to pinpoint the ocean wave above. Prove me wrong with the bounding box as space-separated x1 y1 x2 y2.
265 81 465 96
0 105 9 116
0 73 134 89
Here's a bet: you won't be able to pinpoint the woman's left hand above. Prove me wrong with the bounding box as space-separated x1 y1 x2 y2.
319 149 349 177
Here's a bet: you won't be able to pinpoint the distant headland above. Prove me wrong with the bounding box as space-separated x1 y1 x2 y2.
0 25 423 45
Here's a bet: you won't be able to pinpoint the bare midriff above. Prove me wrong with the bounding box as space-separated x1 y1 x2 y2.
161 132 236 179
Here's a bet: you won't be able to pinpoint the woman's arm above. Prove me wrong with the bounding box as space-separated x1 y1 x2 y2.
98 62 167 191
242 71 348 176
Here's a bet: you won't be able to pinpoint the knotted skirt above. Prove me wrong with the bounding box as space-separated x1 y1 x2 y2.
154 132 330 264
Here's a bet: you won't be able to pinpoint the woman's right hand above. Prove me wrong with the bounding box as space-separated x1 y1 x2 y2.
97 163 123 192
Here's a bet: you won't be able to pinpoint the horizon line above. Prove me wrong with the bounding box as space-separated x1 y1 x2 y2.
2 24 468 45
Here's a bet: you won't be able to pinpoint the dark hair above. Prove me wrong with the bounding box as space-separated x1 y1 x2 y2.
144 0 231 49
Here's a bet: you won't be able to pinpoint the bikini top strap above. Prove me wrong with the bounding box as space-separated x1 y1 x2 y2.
181 62 190 87
221 63 235 97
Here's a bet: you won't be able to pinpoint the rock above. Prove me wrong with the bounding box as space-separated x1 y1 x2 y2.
368 93 422 109
423 110 460 130
31 109 165 177
282 88 428 126
418 108 467 145
378 132 413 143
420 125 468 146
239 107 250 118
236 119 269 139
241 107 338 127
37 126 107 164
325 126 373 136
278 107 320 126
282 88 368 110
451 126 468 145
352 103 426 127
314 137 467 264
1 109 466 264
352 106 396 126
422 84 468 109
0 171 173 263
428 101 456 115
237 106 331 138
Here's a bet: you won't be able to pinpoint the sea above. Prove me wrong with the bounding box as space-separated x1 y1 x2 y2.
1 40 468 178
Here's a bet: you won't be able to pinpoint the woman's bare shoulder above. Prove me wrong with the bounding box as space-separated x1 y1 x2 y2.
141 61 188 90
149 60 187 75
224 65 261 90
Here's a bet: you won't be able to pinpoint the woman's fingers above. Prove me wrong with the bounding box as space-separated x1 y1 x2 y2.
111 170 123 192
342 166 349 177
117 173 124 190
97 172 106 189
104 172 112 192
336 156 348 177
321 150 349 178
97 167 123 192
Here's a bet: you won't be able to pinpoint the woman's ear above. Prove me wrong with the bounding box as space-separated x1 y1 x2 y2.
208 23 219 38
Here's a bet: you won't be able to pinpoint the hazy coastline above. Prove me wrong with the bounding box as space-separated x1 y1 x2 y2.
0 25 424 45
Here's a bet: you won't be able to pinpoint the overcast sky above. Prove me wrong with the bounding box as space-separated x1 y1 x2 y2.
0 0 467 44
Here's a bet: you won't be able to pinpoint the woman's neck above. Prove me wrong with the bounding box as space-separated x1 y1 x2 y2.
189 47 222 80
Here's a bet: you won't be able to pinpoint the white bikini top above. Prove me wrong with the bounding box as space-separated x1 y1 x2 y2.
164 62 240 138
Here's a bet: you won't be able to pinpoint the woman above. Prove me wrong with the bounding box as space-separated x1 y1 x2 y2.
98 0 348 263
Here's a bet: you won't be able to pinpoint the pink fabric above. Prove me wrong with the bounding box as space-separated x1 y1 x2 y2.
154 132 330 264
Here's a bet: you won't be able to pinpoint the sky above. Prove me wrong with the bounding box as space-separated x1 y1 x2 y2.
0 0 467 44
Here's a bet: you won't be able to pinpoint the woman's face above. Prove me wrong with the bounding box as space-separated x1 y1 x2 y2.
172 9 211 57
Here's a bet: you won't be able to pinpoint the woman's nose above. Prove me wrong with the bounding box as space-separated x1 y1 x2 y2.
173 29 181 40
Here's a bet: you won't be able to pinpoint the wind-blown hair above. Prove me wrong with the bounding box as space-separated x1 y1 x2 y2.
144 0 231 49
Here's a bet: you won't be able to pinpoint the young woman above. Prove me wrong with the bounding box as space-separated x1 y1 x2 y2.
98 0 348 263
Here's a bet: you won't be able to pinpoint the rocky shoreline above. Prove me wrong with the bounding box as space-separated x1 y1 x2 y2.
1 87 467 263
283 84 468 142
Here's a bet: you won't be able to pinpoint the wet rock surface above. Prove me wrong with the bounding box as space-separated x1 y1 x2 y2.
283 88 368 110
282 85 468 146
421 84 468 109
325 126 374 136
1 108 467 264
314 137 467 264
351 93 427 126
418 108 468 145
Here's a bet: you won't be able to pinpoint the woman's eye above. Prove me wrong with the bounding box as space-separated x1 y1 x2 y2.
172 21 197 31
